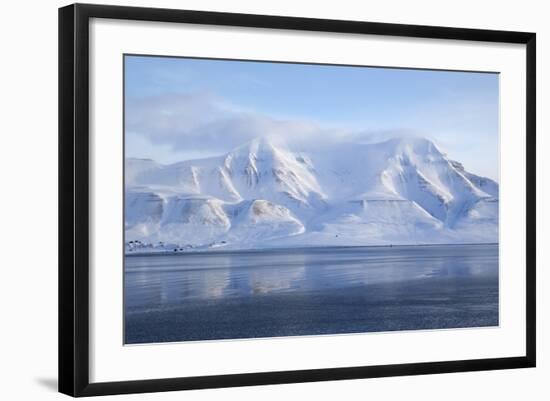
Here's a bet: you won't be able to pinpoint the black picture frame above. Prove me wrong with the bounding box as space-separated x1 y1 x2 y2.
59 3 536 397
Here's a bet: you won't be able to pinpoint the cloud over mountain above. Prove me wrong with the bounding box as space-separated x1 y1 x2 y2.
126 92 346 158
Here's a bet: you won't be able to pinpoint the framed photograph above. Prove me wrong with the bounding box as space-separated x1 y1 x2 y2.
59 3 536 397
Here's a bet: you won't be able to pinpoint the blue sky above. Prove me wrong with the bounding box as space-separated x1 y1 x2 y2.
125 55 499 180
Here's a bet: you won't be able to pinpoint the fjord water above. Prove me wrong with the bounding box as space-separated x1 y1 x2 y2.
124 244 498 344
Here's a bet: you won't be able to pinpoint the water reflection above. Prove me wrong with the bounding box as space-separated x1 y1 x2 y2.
125 244 498 310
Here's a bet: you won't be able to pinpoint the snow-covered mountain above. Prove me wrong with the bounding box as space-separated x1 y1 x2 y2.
125 136 498 252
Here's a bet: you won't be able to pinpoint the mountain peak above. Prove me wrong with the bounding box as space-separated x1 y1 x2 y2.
385 136 442 154
232 136 279 156
373 136 446 165
225 137 287 171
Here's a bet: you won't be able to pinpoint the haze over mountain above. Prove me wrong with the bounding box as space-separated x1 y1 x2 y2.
125 136 498 253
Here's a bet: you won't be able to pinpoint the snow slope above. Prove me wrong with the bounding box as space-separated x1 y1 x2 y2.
125 136 498 252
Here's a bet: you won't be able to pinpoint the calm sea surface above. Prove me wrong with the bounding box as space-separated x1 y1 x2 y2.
124 244 498 344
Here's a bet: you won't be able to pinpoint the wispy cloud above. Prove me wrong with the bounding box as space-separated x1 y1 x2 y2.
125 92 352 159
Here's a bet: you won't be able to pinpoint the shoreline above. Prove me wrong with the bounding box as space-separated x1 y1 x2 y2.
124 242 499 258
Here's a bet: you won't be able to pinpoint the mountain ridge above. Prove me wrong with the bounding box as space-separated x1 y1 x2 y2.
125 136 498 253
